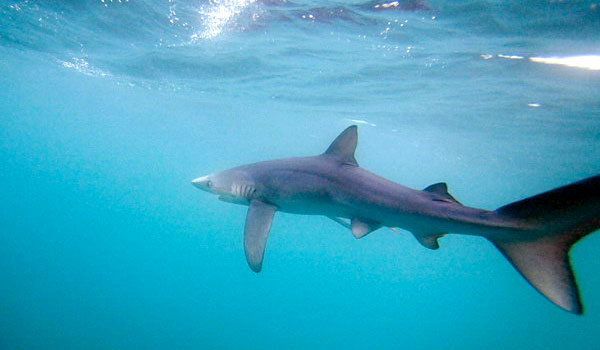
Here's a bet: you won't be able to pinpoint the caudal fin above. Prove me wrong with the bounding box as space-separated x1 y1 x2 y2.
491 175 600 314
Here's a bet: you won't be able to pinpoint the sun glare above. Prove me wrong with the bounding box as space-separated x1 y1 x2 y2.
529 55 600 71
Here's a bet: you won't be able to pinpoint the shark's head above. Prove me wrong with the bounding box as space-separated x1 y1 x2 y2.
192 168 256 204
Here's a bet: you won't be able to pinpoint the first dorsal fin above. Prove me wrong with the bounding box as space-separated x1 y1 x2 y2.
423 182 461 204
323 125 358 166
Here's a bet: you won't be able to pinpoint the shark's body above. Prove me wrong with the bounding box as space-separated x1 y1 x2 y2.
193 126 599 314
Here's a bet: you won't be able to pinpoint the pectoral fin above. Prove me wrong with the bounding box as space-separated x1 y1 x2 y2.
351 218 381 239
244 200 277 273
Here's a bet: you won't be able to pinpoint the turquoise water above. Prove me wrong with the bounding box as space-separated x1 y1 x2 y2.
1 0 600 348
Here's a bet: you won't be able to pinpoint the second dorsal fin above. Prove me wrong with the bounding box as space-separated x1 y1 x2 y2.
423 182 461 204
323 125 358 166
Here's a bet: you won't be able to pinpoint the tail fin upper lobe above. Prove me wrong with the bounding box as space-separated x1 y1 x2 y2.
491 175 600 314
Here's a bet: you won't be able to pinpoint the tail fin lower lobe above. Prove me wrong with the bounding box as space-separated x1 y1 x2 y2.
491 175 600 314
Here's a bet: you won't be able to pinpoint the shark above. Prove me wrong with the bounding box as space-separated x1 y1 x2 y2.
192 125 599 314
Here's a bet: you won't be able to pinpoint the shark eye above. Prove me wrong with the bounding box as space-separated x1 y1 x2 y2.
206 180 212 188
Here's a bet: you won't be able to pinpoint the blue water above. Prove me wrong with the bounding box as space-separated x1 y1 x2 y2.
1 0 600 348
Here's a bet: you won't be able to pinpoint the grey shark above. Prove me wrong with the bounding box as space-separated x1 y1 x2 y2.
192 126 599 314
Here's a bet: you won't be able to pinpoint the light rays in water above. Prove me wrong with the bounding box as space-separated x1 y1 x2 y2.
192 0 257 40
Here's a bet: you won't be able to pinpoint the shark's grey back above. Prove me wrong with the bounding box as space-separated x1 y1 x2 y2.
192 125 599 315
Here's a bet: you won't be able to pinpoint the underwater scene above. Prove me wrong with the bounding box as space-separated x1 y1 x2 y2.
1 0 599 349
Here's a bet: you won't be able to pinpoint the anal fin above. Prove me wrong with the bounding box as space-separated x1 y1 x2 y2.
413 232 445 250
351 218 381 239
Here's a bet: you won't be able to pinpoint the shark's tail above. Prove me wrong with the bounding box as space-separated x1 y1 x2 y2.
489 175 599 315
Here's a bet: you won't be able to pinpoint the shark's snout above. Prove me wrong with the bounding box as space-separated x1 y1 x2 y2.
192 175 212 191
